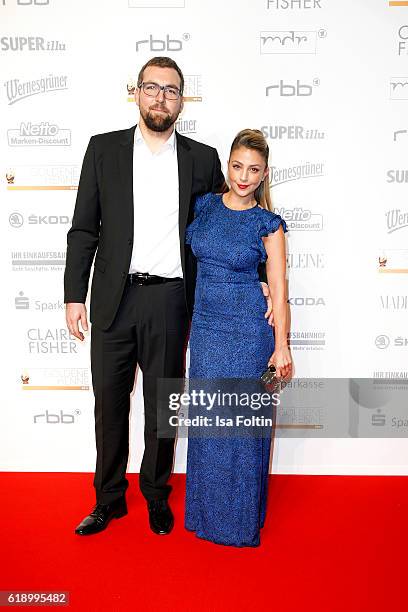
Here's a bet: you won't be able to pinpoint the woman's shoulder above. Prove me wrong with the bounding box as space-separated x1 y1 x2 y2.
256 206 288 235
194 192 220 215
255 205 279 218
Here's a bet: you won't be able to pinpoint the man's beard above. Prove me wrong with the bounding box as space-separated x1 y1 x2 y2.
142 107 176 132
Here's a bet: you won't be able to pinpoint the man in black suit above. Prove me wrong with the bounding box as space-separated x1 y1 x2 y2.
64 56 271 536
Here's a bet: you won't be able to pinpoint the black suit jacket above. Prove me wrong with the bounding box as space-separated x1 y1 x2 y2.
64 124 226 330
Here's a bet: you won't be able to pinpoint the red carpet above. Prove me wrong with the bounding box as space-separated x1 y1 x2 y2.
0 473 405 611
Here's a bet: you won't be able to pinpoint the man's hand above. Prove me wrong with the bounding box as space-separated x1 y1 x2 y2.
65 303 88 341
261 282 274 327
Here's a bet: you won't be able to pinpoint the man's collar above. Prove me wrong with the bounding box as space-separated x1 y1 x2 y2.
134 124 176 152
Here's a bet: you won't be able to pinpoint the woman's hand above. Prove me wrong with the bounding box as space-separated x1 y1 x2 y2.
268 345 292 379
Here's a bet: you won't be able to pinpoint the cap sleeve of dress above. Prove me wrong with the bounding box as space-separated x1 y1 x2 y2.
185 192 214 245
194 192 214 217
257 210 288 262
259 211 288 238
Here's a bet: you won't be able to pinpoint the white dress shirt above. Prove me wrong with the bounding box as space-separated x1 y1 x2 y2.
129 125 183 278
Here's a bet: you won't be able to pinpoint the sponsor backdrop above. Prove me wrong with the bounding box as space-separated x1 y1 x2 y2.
1 0 407 475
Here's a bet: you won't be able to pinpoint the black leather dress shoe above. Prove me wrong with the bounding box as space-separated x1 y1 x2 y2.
75 497 127 535
147 499 174 535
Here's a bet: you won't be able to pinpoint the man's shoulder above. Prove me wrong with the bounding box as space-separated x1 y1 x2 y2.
90 125 134 147
88 127 219 158
176 132 217 157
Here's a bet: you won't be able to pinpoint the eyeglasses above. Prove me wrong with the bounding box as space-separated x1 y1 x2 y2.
139 81 182 101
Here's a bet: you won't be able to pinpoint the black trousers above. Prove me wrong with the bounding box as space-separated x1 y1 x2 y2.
90 278 190 504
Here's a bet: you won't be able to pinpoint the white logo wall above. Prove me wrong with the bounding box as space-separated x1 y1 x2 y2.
2 0 407 475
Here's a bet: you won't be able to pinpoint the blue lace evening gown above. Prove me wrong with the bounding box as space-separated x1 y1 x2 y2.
184 192 288 547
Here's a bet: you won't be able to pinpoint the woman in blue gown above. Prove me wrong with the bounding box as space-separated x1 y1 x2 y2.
184 129 292 547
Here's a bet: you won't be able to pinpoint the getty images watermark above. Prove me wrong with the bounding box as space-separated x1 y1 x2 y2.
158 377 283 439
157 377 408 439
168 385 281 430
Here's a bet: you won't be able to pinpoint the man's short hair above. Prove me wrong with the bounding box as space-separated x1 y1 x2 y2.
137 56 184 95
